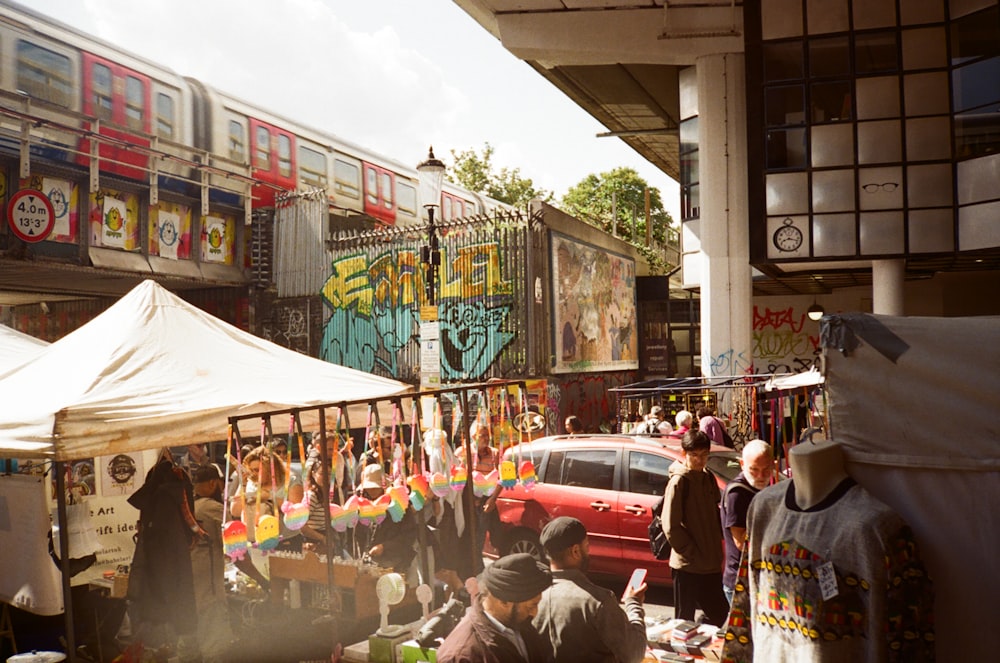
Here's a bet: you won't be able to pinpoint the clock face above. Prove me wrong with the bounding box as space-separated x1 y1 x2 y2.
773 223 803 252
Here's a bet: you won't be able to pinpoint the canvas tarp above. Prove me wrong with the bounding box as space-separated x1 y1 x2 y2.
823 313 999 661
0 322 48 367
0 279 412 461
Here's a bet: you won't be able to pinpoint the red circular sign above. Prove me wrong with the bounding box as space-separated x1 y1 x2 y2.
7 189 55 243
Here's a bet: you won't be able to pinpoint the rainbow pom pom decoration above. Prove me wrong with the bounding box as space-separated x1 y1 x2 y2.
329 502 352 532
430 472 451 498
499 460 518 489
342 495 362 529
386 486 408 522
223 520 248 561
407 474 430 510
519 460 537 488
281 497 310 531
473 469 499 498
354 495 376 527
449 465 467 492
373 493 392 525
255 514 281 552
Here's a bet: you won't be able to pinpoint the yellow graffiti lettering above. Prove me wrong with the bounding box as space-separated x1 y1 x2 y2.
440 244 511 299
323 255 373 315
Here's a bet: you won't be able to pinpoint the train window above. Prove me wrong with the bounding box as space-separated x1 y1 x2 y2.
381 172 393 208
366 167 378 205
255 125 270 170
397 181 417 216
16 41 72 107
278 134 292 177
334 159 360 198
442 197 453 221
125 76 144 131
228 120 245 162
156 93 174 140
299 146 327 189
91 62 113 121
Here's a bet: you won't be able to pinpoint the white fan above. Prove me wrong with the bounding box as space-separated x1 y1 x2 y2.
375 572 408 637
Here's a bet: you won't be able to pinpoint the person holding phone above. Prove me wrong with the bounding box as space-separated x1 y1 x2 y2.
533 517 648 663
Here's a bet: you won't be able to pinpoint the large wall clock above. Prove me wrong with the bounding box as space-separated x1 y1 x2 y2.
772 217 803 252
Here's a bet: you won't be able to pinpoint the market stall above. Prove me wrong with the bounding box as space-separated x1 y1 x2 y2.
0 279 413 661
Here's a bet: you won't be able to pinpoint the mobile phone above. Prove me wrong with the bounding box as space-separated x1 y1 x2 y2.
627 567 647 591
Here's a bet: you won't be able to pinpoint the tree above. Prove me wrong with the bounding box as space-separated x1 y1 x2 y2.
561 167 679 273
449 143 552 208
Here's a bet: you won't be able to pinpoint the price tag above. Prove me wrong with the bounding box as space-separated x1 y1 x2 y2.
816 561 839 601
7 189 55 243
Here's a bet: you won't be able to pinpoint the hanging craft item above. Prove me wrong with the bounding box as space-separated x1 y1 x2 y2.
222 425 248 561
255 513 281 552
252 419 282 552
329 502 353 533
342 494 362 529
517 391 538 489
430 471 451 498
473 469 498 498
449 465 467 492
385 485 409 523
373 493 392 525
498 389 519 489
407 473 430 510
280 414 310 531
355 495 376 527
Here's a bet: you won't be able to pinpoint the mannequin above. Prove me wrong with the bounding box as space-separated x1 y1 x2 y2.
788 439 848 510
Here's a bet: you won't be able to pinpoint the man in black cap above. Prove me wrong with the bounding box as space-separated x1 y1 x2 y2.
532 517 648 663
437 552 553 663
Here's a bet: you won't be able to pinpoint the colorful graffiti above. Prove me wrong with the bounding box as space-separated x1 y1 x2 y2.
752 305 821 373
320 242 516 380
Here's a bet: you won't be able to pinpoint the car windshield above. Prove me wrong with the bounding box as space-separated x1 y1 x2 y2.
707 451 741 483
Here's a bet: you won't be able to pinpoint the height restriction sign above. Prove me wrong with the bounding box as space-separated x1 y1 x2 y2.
7 189 55 243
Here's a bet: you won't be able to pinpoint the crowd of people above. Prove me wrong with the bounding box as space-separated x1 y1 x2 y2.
135 403 769 663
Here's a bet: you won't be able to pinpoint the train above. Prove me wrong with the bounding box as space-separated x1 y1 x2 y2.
0 0 509 228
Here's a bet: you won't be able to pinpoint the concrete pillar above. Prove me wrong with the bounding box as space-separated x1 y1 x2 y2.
872 259 905 315
696 52 752 377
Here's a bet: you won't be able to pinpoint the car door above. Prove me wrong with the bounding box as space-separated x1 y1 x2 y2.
620 449 677 585
540 447 621 576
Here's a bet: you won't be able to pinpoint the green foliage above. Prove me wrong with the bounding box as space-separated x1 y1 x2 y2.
561 167 679 274
449 143 552 208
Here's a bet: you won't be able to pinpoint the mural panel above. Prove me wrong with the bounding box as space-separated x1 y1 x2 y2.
551 232 638 373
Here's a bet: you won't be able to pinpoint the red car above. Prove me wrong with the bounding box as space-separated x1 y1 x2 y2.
485 434 741 587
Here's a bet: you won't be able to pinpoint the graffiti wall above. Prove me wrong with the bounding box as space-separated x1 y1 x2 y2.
320 220 529 382
751 304 822 374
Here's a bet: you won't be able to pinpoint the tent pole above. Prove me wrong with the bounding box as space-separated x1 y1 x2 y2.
54 460 78 663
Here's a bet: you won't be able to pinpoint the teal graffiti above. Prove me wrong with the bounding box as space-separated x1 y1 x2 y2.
320 299 418 376
439 300 514 380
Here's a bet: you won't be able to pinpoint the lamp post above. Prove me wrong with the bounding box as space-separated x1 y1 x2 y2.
417 146 446 306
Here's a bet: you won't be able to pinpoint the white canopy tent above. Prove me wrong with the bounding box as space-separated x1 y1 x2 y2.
0 322 48 367
0 279 412 461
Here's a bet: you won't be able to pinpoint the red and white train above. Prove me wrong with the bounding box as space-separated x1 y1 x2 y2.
0 0 508 225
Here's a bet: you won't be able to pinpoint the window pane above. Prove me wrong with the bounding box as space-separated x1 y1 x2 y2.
627 451 672 497
16 41 73 107
766 85 805 126
681 183 700 220
809 36 851 77
125 76 144 131
255 126 270 169
855 32 899 74
156 93 174 139
278 134 292 177
562 451 616 490
298 146 327 189
679 117 699 153
335 159 360 198
228 120 245 162
92 63 113 121
950 5 1000 65
381 172 393 208
811 80 853 122
952 57 1000 113
397 181 417 215
955 104 1000 159
766 128 808 169
681 150 699 186
764 40 804 82
366 167 378 204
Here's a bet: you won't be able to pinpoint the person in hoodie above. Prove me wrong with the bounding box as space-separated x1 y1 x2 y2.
661 429 729 627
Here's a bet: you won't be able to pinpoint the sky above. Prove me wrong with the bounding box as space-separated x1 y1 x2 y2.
26 0 680 216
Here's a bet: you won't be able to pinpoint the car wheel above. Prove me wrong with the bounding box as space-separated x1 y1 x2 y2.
503 528 543 560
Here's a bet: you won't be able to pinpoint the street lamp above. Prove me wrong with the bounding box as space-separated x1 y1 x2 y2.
417 146 446 306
